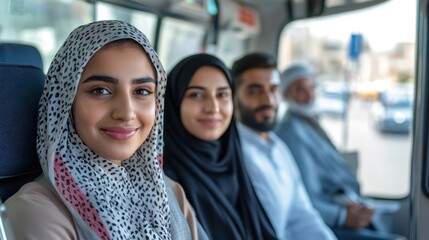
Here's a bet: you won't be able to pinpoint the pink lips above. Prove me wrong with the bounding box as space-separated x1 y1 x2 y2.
198 118 221 128
101 127 137 141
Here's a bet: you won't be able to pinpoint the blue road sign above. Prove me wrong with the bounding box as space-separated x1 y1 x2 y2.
348 33 363 61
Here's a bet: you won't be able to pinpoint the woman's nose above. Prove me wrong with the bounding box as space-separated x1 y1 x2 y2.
112 93 136 121
203 96 220 113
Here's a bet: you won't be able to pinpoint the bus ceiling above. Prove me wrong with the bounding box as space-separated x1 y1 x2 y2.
86 0 213 22
87 0 390 55
320 0 389 17
235 0 389 18
89 0 389 20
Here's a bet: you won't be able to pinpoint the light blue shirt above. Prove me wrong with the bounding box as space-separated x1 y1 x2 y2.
237 123 337 240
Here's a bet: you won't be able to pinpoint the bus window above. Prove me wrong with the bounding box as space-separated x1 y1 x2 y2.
0 0 93 73
215 29 247 67
214 1 260 68
158 18 206 71
95 2 157 44
278 0 416 198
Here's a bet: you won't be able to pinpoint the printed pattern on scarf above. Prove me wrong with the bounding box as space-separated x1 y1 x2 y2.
36 20 170 239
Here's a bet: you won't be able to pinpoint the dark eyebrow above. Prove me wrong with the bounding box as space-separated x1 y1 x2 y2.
186 86 205 91
217 86 231 91
83 75 118 84
132 77 156 85
247 84 264 89
186 86 231 91
82 75 156 85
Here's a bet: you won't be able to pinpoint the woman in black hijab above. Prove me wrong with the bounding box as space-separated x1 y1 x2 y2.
163 53 276 240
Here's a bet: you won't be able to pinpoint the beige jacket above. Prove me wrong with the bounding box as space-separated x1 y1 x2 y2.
5 177 199 240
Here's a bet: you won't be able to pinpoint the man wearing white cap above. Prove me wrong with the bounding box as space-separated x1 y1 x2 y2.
275 63 404 240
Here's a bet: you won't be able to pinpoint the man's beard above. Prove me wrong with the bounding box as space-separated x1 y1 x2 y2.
287 99 318 118
236 100 277 132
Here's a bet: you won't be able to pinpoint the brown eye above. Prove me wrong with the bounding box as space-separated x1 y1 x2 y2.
135 88 152 96
217 92 230 98
188 92 204 99
89 87 111 95
248 88 261 96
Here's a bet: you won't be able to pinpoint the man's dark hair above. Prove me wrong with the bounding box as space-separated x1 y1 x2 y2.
231 52 277 87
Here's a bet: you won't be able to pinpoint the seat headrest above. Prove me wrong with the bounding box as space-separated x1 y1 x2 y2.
0 64 44 200
0 43 43 70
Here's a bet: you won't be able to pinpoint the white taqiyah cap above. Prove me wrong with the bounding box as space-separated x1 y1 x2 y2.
280 62 315 93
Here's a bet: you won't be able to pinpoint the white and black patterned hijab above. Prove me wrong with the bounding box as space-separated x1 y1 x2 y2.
37 20 170 239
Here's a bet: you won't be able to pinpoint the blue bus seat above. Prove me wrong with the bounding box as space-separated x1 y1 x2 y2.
0 43 43 70
0 64 44 201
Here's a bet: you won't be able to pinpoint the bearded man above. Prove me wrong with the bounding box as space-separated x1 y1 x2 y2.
275 62 403 240
232 53 336 240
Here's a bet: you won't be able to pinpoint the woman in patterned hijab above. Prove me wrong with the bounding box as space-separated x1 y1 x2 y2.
6 20 201 239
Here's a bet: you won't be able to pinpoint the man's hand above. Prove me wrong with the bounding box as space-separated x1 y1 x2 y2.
344 203 375 229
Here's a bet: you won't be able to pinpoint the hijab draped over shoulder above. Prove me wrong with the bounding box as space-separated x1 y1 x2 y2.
37 20 170 239
163 53 276 240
